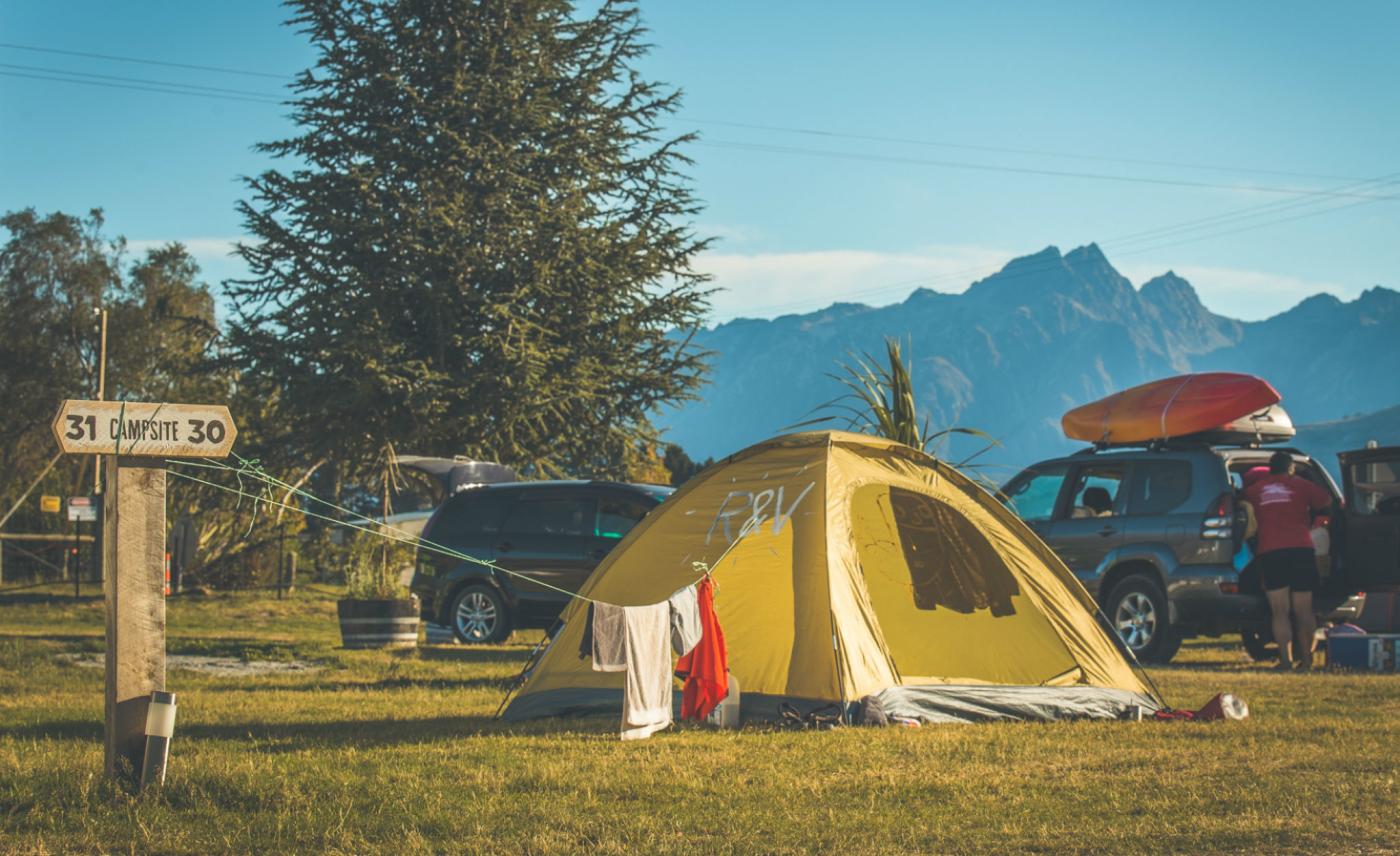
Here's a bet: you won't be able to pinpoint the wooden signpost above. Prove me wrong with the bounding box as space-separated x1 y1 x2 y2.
52 399 236 787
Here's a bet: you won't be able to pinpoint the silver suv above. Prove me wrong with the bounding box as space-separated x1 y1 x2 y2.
999 444 1397 663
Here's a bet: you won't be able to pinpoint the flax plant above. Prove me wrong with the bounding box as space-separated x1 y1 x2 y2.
793 337 998 467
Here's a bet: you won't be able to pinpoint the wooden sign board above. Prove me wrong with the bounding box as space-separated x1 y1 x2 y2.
49 399 238 789
52 400 237 458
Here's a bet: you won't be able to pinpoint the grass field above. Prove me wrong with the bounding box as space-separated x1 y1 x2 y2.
1 587 1397 854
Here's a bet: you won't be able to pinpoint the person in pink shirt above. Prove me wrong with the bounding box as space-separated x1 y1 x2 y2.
1242 452 1333 670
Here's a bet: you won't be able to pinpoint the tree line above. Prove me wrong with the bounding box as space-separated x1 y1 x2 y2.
0 0 714 586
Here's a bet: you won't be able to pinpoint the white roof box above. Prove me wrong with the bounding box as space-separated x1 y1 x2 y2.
1176 403 1296 446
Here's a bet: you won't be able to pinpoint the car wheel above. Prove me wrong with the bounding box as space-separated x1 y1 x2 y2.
1104 574 1181 664
449 584 511 644
1241 628 1277 662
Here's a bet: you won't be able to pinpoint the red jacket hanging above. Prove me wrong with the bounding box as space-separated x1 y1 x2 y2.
674 576 728 721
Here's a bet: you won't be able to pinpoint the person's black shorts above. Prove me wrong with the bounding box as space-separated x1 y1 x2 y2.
1257 547 1319 593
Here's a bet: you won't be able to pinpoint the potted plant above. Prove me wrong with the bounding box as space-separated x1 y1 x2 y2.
336 533 419 649
336 446 420 649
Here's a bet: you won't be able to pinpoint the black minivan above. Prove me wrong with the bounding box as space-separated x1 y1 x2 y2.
409 480 673 642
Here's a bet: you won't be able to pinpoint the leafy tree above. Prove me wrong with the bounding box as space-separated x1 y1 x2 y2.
0 209 118 502
662 442 712 486
227 0 712 482
0 210 245 581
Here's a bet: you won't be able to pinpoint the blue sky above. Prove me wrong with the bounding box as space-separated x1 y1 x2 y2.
2 1 1397 323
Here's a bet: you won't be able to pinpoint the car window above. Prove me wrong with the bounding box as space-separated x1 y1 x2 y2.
1065 464 1127 519
1349 457 1400 516
502 495 594 536
1293 460 1333 494
428 490 514 541
1126 460 1193 516
1002 464 1070 523
596 495 654 539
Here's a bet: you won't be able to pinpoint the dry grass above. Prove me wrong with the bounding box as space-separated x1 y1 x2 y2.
1 587 1397 854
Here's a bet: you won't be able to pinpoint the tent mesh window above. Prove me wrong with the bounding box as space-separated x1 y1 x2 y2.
889 488 1020 616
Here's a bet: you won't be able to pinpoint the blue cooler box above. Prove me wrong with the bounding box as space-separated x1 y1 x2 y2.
1327 634 1376 669
1327 633 1400 670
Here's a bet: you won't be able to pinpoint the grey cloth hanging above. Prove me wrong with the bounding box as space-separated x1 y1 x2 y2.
667 584 702 657
589 602 627 673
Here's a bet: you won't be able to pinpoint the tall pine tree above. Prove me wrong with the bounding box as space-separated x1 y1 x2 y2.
228 0 711 478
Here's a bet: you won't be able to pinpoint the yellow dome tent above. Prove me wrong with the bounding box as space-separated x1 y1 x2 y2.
503 431 1160 725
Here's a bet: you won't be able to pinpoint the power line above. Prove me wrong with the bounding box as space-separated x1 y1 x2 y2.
2 41 1376 192
0 70 281 105
684 117 1366 184
0 62 283 100
731 171 1400 318
1104 172 1400 245
695 139 1400 203
0 41 291 80
3 40 1391 319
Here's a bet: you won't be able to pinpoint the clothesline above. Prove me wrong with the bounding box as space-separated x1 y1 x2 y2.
165 455 757 608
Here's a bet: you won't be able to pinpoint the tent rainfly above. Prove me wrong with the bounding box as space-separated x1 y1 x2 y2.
503 431 1161 725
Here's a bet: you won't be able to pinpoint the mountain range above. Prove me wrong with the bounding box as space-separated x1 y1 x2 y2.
659 243 1400 480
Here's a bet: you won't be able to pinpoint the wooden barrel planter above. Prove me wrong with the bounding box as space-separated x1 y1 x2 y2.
336 598 420 649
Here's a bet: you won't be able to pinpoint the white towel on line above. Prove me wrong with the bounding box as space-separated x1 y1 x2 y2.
620 601 673 741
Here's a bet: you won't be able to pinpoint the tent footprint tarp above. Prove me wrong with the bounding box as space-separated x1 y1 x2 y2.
502 431 1160 725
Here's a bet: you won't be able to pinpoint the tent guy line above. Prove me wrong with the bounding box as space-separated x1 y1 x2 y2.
164 458 756 609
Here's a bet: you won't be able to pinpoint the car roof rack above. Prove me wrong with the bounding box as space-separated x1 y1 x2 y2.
1218 445 1307 458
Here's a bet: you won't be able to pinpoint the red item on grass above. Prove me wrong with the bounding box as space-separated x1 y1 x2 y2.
674 576 728 721
1194 692 1249 721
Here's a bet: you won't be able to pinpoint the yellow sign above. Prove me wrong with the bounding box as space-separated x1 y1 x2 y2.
52 400 238 458
40 495 61 513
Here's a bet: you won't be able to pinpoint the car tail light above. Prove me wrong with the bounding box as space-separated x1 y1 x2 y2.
1202 492 1234 539
1218 581 1239 594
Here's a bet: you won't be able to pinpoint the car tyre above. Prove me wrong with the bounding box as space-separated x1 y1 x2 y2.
449 583 511 644
1104 574 1181 664
1240 628 1277 662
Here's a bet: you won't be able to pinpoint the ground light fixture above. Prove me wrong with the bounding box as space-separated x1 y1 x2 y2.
140 690 176 790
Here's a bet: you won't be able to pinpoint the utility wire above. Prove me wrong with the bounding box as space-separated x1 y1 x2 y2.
0 41 291 80
0 41 1377 191
731 170 1400 317
0 70 282 104
735 191 1383 320
21 65 1385 205
696 139 1400 203
0 62 283 100
684 117 1366 184
4 40 1390 317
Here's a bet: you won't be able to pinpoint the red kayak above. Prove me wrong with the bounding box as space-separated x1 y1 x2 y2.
1062 373 1282 445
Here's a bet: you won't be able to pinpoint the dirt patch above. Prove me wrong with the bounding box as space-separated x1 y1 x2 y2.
58 653 322 676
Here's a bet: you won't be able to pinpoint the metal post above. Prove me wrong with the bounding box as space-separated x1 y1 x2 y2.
276 525 286 599
93 307 108 500
93 307 108 587
74 517 81 599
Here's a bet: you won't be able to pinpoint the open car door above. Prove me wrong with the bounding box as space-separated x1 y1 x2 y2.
1339 446 1400 591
